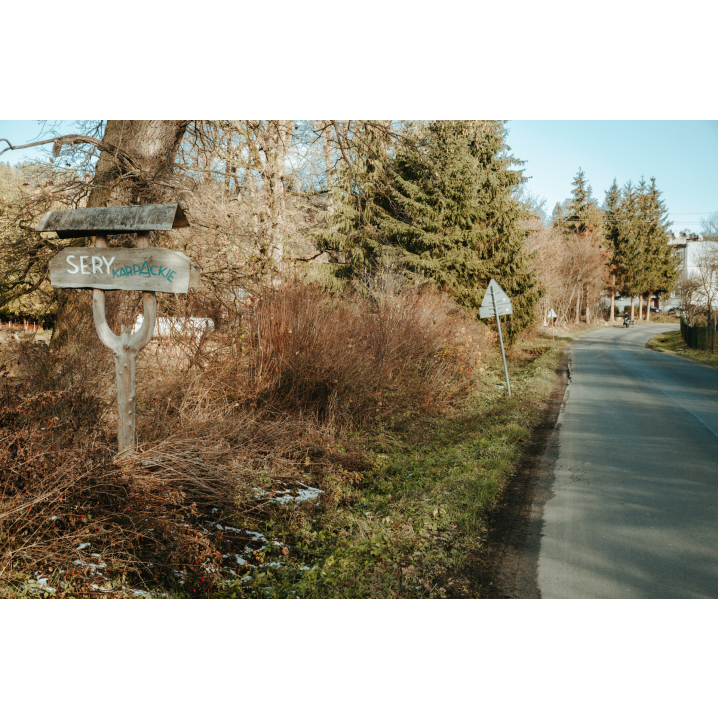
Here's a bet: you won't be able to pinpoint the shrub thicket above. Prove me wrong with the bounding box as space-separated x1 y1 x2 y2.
0 280 492 596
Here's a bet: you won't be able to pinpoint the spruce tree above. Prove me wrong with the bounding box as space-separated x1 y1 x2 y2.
638 177 678 318
314 122 395 281
317 120 542 343
565 168 601 238
603 179 622 320
560 169 605 322
616 181 645 318
376 120 542 343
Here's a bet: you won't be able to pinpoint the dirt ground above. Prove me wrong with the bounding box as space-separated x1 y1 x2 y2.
447 346 571 599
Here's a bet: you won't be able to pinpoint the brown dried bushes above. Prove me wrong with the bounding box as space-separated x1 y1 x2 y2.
1 280 491 596
0 375 249 596
201 281 490 427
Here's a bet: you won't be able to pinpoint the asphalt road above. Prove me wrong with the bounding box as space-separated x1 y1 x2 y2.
538 324 718 598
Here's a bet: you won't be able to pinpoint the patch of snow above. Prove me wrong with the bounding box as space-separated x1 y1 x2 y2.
294 482 324 501
215 524 247 535
91 583 113 593
73 559 106 571
244 529 266 541
77 543 90 550
252 481 324 505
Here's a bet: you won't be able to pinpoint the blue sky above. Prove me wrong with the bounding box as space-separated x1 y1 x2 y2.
0 120 77 159
3 120 717 232
505 121 718 233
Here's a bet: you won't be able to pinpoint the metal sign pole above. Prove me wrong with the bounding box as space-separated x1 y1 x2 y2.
492 284 512 397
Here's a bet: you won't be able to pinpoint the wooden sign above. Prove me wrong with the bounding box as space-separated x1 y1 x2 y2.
49 247 200 293
36 203 189 239
37 203 200 455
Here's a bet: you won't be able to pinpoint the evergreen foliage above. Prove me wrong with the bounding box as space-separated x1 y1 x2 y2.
564 168 602 238
602 176 677 304
604 179 622 284
637 176 678 299
616 181 645 297
314 122 394 280
318 120 542 343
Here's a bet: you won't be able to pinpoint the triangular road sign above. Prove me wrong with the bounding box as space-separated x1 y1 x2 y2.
480 279 511 308
479 279 513 318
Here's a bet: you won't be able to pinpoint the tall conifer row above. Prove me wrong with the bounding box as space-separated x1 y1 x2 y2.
602 177 677 320
617 181 644 319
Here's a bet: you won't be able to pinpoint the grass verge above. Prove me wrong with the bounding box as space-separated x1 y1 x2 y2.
1 314 576 599
218 333 572 599
646 330 718 371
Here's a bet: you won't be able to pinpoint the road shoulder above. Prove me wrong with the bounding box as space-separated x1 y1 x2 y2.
646 330 718 371
452 345 571 598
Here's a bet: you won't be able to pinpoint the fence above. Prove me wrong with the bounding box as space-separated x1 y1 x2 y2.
680 316 718 353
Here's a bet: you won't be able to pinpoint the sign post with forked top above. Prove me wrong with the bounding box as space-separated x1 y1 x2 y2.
37 204 199 454
479 279 513 397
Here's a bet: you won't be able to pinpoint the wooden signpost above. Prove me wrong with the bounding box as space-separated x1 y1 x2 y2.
49 247 200 293
37 203 197 454
479 279 513 397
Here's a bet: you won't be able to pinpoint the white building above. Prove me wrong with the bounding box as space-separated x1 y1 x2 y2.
664 231 718 310
603 231 718 314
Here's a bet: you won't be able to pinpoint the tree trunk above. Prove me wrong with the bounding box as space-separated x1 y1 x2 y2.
575 284 582 323
51 120 189 349
630 296 635 320
87 120 189 209
645 293 651 321
322 122 335 215
261 120 294 269
610 277 615 322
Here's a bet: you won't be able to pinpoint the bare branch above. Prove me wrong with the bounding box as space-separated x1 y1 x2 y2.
0 135 140 170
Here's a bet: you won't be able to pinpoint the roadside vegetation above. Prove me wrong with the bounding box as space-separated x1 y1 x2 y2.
0 120 705 598
647 329 718 371
0 279 568 598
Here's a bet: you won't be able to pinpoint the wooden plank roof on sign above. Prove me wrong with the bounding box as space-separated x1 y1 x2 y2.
35 203 189 239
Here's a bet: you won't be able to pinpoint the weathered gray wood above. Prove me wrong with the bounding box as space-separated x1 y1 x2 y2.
49 247 200 293
35 203 189 239
91 233 157 454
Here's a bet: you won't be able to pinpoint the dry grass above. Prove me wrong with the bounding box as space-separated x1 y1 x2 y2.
0 279 493 597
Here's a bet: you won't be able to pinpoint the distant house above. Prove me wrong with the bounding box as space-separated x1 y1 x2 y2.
664 231 718 310
603 231 713 314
